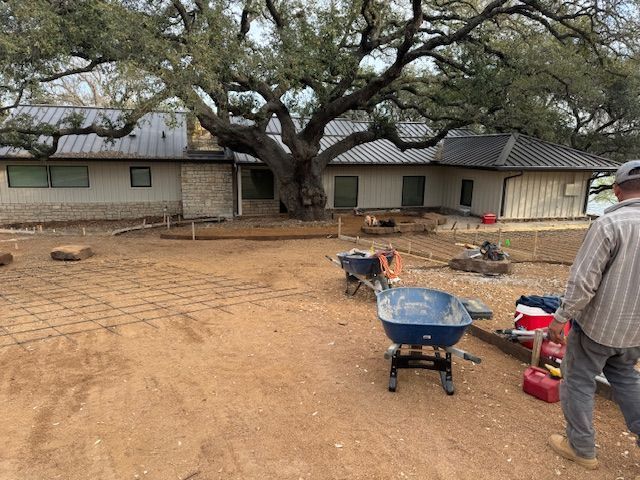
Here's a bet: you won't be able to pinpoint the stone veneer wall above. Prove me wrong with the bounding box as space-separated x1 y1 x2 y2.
0 201 182 224
241 199 280 216
181 163 234 219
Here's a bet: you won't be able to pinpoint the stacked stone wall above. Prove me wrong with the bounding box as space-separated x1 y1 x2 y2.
0 201 182 224
181 163 234 218
241 199 280 216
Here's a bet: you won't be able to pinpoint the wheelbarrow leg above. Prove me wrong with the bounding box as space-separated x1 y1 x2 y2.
435 349 454 395
344 273 362 296
389 349 399 392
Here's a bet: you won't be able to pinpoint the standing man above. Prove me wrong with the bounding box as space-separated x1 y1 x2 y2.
548 160 640 470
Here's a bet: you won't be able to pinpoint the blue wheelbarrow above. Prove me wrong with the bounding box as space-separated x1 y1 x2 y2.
326 250 396 295
376 287 482 395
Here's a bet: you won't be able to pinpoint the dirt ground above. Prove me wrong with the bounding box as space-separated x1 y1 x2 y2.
0 229 638 480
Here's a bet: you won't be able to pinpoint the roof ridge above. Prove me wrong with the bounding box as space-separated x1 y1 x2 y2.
494 133 519 166
17 104 188 115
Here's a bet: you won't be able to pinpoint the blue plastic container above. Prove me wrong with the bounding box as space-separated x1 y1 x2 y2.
376 287 472 346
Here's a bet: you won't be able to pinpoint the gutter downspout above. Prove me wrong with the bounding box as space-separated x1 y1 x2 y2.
500 171 523 218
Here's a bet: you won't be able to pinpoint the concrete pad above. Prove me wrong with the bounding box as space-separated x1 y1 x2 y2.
51 245 94 261
0 252 13 266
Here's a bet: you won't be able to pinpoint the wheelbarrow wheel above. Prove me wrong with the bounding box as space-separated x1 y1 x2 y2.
388 376 397 392
372 274 389 293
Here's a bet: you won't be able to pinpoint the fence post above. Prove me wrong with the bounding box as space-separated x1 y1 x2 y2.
338 216 342 238
192 222 196 241
533 230 539 261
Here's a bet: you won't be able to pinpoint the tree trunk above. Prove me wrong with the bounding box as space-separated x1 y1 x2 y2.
278 161 328 221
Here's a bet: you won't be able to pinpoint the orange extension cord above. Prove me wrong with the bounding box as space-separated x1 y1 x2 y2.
377 250 403 280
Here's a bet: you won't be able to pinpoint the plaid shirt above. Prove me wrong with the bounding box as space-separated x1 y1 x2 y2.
554 197 640 348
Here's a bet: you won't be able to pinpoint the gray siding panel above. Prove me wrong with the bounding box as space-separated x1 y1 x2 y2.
0 160 181 204
503 171 591 219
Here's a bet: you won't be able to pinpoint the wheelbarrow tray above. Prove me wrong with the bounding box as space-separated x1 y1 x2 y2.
336 251 394 276
376 287 472 346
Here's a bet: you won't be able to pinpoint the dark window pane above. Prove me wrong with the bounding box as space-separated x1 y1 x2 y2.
460 179 474 207
402 176 425 206
49 166 89 188
130 167 152 187
334 176 358 208
7 165 49 188
242 168 274 199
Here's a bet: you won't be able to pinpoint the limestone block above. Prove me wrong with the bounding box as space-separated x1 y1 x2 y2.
422 212 447 225
448 253 512 275
361 226 396 235
0 252 13 266
395 223 427 233
51 245 94 261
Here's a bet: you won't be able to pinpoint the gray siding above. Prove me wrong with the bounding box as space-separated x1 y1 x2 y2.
503 171 591 219
439 167 507 216
322 165 444 209
0 160 181 204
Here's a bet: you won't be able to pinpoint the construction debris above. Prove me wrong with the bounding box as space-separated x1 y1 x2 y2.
0 252 13 266
51 245 94 261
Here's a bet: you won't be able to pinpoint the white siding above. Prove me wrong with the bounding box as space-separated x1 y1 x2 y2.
0 160 181 204
322 165 444 209
439 167 507 216
503 171 591 219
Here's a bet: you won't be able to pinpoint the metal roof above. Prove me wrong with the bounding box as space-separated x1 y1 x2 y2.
235 117 471 165
442 133 619 171
0 105 190 160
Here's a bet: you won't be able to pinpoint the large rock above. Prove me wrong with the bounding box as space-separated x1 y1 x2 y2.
51 245 94 261
448 252 512 275
0 252 13 266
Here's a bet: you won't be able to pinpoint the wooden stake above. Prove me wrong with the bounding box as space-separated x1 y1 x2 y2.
338 216 342 237
531 330 545 367
192 222 196 241
408 241 412 255
82 227 86 236
498 228 502 247
533 230 539 261
167 216 171 230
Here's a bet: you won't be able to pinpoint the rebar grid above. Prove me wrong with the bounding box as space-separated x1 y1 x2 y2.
0 260 307 349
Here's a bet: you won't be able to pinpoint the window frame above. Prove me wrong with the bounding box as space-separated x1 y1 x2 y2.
130 166 152 188
401 175 426 207
460 179 474 207
333 175 359 208
6 165 50 188
241 167 275 200
49 165 90 188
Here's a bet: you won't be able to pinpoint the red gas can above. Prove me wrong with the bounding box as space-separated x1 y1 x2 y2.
523 367 561 403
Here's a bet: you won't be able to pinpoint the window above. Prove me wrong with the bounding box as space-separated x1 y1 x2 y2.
334 176 358 208
242 168 274 199
130 167 152 187
49 166 89 188
460 179 474 207
7 165 49 188
402 176 425 206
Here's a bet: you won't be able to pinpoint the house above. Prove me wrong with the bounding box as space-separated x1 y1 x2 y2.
0 105 620 224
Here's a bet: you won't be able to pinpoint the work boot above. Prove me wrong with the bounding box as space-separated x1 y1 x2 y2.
549 434 599 470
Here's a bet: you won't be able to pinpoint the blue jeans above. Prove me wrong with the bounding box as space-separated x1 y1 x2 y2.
560 323 640 458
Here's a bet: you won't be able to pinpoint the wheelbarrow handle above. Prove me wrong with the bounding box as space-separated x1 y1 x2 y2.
325 255 342 267
445 346 482 364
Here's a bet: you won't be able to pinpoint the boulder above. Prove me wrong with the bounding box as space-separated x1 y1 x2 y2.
51 245 94 261
448 252 512 275
0 252 13 266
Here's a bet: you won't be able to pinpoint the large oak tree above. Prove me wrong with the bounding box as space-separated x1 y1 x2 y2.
1 1 637 219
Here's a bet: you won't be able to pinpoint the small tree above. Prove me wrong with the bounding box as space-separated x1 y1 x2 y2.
1 1 636 220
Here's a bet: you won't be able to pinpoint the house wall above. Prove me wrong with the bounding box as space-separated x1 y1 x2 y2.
322 165 444 209
0 160 182 223
238 165 280 216
438 167 508 216
181 163 234 219
502 170 592 219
